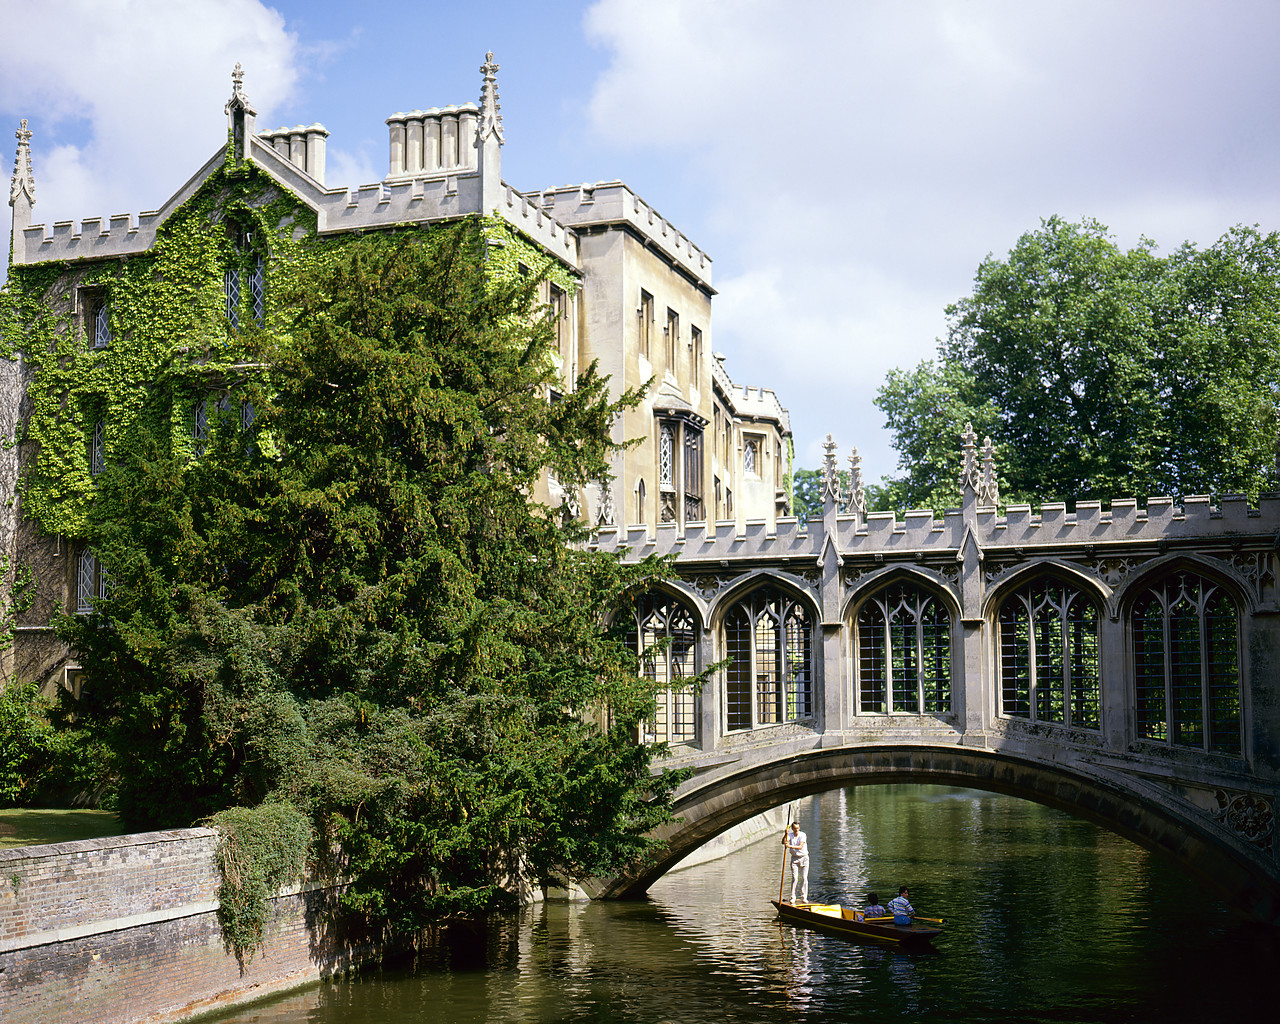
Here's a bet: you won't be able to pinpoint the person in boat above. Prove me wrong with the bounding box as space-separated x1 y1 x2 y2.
887 886 914 926
782 822 809 903
864 892 887 918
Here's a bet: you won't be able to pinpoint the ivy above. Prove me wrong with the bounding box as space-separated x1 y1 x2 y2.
208 802 313 966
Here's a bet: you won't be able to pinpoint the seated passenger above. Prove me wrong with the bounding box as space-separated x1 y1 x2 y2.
864 891 887 918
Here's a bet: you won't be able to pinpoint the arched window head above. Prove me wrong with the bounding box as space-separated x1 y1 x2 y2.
723 585 812 732
997 575 1100 731
1133 570 1240 755
626 592 699 745
856 580 952 716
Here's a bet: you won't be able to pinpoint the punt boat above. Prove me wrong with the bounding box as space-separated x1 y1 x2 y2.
771 899 943 947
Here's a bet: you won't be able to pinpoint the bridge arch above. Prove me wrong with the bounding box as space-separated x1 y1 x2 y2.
593 745 1280 923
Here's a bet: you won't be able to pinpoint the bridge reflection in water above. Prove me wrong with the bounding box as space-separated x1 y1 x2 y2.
591 433 1280 918
203 786 1277 1024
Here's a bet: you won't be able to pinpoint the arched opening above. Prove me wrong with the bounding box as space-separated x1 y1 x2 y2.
625 590 700 746
721 583 814 733
851 577 953 717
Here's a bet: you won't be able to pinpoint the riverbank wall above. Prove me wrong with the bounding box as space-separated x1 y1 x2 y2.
0 829 358 1024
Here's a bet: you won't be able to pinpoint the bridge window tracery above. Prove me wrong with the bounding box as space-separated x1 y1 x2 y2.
723 585 812 732
855 581 951 715
626 593 699 745
1132 571 1240 755
997 576 1100 730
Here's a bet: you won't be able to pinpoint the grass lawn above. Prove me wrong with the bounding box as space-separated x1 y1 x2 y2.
0 808 125 849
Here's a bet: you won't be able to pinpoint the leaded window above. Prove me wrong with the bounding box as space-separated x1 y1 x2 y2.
627 593 699 745
743 437 758 475
224 268 242 328
90 419 105 477
248 256 265 323
723 585 812 732
659 425 675 488
1133 571 1240 755
856 581 951 715
998 576 1100 730
193 399 208 455
76 549 107 614
93 301 110 349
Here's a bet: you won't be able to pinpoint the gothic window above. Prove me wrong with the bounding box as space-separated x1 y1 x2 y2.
626 593 699 745
744 437 759 476
998 576 1100 730
690 325 703 373
723 585 813 732
657 419 704 524
240 400 256 431
636 479 646 525
226 226 264 327
665 307 679 369
76 549 108 614
90 419 105 477
1133 571 1241 755
549 283 569 365
224 268 242 328
856 581 952 715
193 399 208 455
639 289 654 359
92 300 111 349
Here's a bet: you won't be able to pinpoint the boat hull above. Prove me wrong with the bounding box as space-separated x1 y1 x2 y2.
771 900 941 947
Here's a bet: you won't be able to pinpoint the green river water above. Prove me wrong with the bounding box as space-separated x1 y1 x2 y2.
205 784 1278 1023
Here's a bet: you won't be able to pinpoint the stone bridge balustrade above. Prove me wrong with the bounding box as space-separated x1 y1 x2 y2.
589 430 1280 920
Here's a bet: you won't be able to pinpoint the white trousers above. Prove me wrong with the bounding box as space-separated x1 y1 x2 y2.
790 856 809 903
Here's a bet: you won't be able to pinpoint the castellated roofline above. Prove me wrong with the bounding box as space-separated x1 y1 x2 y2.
711 350 791 434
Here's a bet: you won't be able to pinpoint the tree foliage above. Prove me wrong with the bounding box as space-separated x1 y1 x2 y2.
876 217 1280 509
58 222 681 933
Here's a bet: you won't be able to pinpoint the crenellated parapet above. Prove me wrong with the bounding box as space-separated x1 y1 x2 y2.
526 182 713 289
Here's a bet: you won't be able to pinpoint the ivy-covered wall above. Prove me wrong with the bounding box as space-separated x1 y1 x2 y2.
0 152 582 669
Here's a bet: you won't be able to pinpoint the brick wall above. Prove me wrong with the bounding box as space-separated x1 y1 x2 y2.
0 830 362 1024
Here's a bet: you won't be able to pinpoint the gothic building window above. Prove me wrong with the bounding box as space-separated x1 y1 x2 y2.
723 585 813 732
636 479 646 525
997 576 1100 730
626 592 699 745
639 289 654 359
92 300 111 349
1133 571 1241 755
90 419 105 477
549 283 569 365
856 580 951 715
193 399 208 455
690 324 703 374
743 437 759 476
225 226 264 328
657 418 704 523
76 549 108 614
665 307 679 369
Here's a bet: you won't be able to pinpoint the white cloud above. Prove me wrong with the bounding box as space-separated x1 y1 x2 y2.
0 0 300 227
583 0 1280 477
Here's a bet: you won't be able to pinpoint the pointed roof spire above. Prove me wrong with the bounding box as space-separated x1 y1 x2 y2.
478 51 504 146
10 119 35 208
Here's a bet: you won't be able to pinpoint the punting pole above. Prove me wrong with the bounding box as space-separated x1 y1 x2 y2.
778 803 794 905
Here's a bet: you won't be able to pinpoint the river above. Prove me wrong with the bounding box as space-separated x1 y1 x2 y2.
207 785 1277 1022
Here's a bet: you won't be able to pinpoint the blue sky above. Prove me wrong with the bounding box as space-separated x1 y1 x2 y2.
4 0 1280 484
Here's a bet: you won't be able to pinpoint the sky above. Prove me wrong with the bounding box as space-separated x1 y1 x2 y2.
3 0 1279 482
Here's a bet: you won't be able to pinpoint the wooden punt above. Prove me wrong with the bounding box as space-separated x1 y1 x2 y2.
771 900 943 947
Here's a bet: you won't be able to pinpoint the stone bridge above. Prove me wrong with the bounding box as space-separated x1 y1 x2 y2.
585 433 1280 922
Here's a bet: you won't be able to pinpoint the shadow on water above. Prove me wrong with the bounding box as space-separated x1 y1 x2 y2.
205 785 1279 1024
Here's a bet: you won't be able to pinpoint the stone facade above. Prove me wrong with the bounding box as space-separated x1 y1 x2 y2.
1 55 791 690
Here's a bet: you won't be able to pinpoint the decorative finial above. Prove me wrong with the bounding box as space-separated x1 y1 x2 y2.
10 118 35 208
979 437 1000 507
478 50 505 145
959 422 980 495
846 448 867 519
225 62 256 116
821 434 841 508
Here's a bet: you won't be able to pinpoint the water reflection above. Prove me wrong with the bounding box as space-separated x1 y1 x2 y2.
209 785 1277 1023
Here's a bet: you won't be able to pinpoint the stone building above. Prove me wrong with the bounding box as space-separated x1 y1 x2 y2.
0 55 791 689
